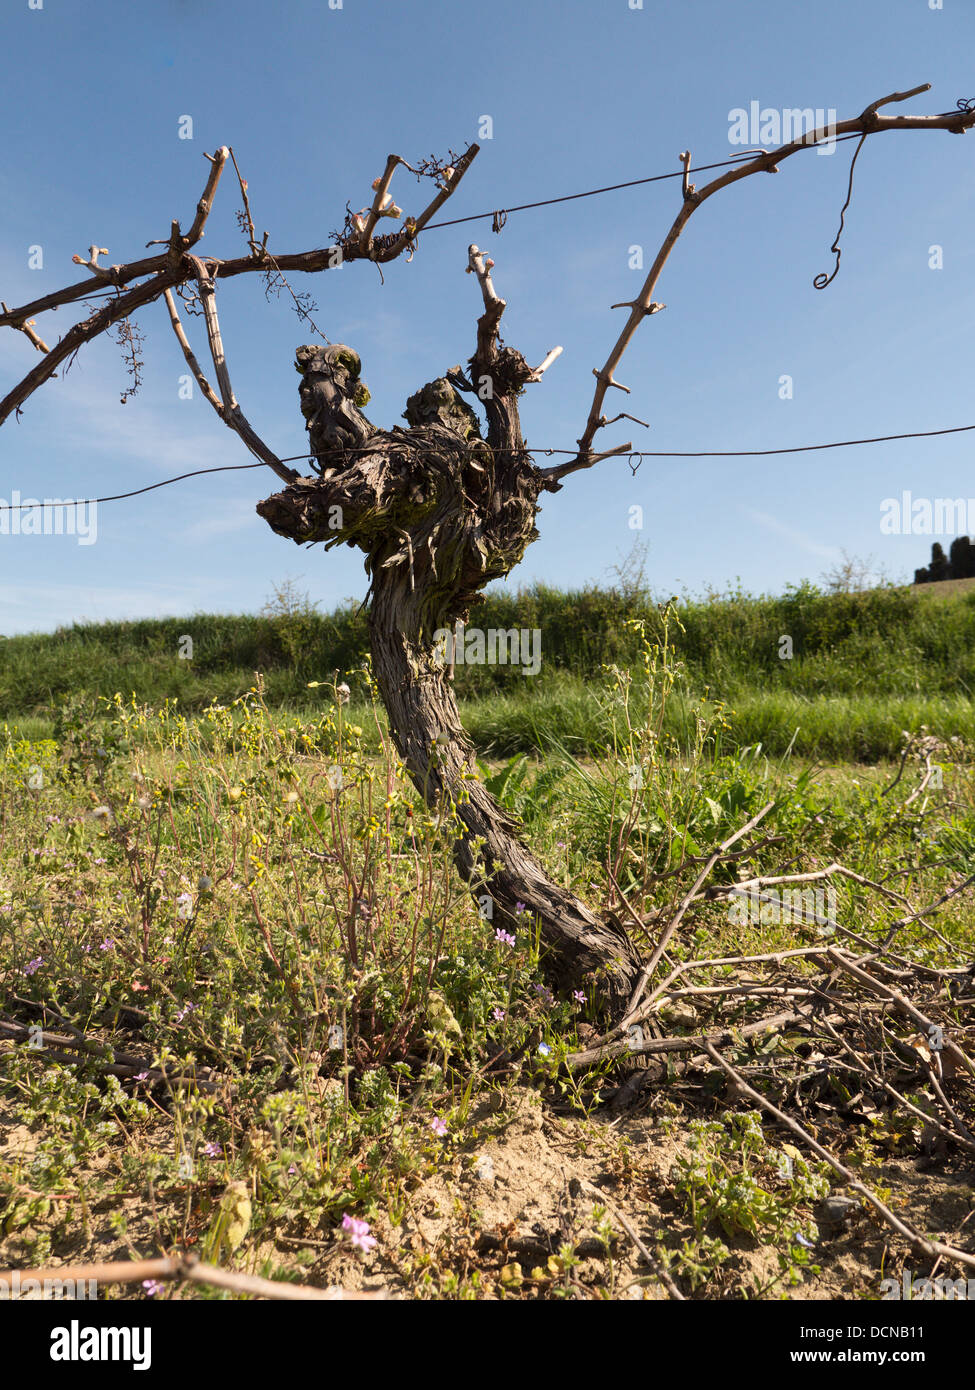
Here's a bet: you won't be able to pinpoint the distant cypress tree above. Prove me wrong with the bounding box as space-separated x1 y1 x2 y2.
915 538 975 584
949 535 975 579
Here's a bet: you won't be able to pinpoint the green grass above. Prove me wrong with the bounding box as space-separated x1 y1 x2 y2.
4 579 975 761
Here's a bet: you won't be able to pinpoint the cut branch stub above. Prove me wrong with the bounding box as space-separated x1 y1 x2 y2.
467 243 506 372
296 344 376 465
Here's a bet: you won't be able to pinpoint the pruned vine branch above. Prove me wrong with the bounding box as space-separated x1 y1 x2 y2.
539 82 975 488
0 139 479 438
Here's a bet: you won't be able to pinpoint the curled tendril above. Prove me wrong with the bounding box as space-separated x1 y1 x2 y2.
956 97 975 112
492 209 508 234
814 133 868 291
628 454 643 477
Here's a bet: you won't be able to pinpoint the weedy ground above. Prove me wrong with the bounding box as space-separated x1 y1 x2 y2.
1 620 973 1300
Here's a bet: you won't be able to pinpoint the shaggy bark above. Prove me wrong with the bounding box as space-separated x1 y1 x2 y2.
258 328 643 1015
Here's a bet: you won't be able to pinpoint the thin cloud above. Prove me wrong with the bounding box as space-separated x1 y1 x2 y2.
0 581 230 635
740 507 840 561
0 317 297 483
183 498 261 540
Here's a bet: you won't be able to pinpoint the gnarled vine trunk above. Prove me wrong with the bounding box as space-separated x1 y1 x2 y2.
367 570 643 1014
257 283 642 1015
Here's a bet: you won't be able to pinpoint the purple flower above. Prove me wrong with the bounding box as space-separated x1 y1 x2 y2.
429 1117 448 1138
23 957 44 976
494 929 515 948
534 983 554 1006
537 1043 552 1057
572 990 586 1005
99 937 115 952
514 902 526 915
174 1001 196 1024
133 1071 150 1082
491 1007 506 1022
342 1213 377 1252
556 841 565 849
142 1279 164 1297
202 1142 222 1158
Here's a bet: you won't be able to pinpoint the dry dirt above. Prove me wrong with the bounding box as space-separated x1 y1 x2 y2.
303 1088 975 1301
2 1082 973 1301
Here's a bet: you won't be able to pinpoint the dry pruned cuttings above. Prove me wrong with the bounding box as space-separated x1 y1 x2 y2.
573 840 974 1287
701 1043 975 1276
561 761 975 1157
571 933 974 1143
552 767 975 1291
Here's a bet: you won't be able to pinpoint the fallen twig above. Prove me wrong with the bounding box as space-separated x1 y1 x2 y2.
825 949 975 1079
0 1018 222 1093
0 1253 391 1301
576 1177 685 1300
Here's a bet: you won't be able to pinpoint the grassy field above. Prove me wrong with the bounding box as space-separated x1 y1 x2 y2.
4 577 975 759
1 591 974 1300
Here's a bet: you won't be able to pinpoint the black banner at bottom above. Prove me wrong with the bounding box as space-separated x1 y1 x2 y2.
1 1294 968 1378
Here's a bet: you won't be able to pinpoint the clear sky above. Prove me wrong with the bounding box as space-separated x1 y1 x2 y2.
2 0 974 634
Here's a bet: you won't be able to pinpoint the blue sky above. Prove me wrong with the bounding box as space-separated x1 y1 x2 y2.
2 0 974 634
